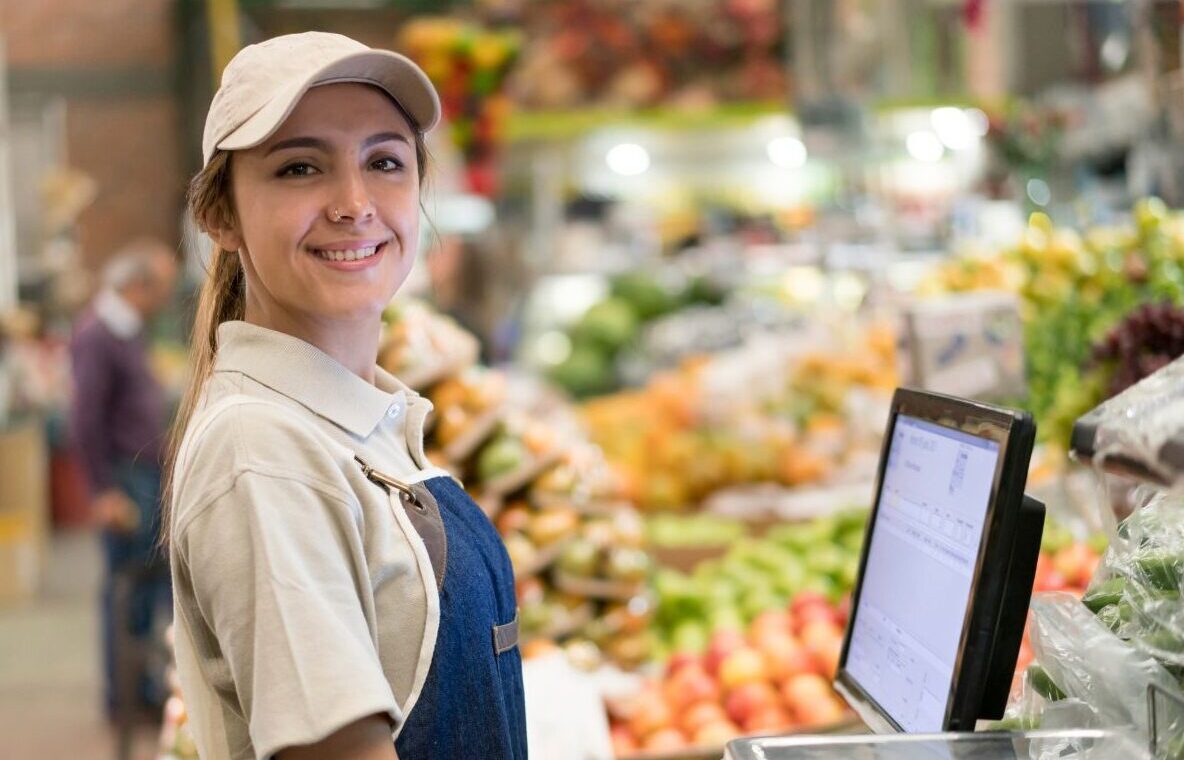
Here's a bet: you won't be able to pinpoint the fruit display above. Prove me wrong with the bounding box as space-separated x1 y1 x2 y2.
397 19 521 195
379 300 480 390
583 323 898 511
549 271 725 398
383 301 656 667
606 596 852 756
503 0 787 112
650 511 867 661
918 201 1184 449
1088 303 1184 399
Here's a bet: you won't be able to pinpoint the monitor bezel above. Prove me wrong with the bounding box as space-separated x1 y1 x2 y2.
834 387 1035 732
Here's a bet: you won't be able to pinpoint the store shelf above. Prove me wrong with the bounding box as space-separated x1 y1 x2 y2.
515 537 571 579
441 406 505 463
484 450 564 498
553 571 648 601
507 101 789 142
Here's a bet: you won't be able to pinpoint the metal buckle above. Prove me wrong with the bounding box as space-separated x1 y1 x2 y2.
355 455 420 506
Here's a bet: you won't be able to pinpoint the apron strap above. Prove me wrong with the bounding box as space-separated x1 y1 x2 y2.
492 614 519 655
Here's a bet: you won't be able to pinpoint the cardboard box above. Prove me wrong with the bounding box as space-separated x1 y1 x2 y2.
0 420 48 602
0 513 41 602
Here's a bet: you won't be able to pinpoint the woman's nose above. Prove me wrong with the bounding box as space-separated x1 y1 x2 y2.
327 168 375 224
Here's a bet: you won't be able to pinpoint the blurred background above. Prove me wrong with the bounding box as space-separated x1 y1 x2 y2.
2 1 1184 758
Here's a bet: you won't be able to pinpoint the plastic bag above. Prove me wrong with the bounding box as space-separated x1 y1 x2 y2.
1029 592 1181 736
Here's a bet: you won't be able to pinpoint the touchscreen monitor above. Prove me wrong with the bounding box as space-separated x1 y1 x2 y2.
835 389 1037 733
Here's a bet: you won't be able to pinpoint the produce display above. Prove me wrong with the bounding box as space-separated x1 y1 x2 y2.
379 300 480 389
606 597 852 756
583 323 898 511
919 201 1184 449
379 303 657 668
550 271 725 398
650 511 868 660
1089 303 1184 399
646 510 1103 682
503 0 787 111
397 18 521 195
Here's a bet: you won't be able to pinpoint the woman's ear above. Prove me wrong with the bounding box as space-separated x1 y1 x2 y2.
202 207 244 254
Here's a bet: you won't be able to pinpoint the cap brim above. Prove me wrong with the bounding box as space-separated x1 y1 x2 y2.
215 50 441 155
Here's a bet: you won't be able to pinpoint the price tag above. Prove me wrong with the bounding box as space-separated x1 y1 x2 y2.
905 292 1026 401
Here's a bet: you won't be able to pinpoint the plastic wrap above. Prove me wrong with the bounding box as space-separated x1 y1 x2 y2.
1075 353 1184 485
1084 488 1184 669
1005 486 1184 754
1028 592 1180 736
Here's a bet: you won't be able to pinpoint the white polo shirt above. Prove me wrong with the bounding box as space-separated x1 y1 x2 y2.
169 321 451 760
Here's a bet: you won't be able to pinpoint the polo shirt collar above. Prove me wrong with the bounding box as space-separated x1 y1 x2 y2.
213 321 427 438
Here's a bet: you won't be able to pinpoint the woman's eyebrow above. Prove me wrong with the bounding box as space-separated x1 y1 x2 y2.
266 136 330 155
362 132 410 148
266 132 409 156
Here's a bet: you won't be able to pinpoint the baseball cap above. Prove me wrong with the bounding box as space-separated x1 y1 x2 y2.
202 32 441 166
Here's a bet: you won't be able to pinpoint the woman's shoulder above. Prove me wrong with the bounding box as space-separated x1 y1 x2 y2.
173 379 357 530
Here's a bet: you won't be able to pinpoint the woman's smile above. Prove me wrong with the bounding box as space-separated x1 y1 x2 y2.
308 239 389 269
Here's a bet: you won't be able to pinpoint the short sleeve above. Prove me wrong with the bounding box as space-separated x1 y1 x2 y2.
180 469 401 759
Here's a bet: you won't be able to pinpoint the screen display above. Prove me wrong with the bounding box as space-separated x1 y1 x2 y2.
844 414 1000 732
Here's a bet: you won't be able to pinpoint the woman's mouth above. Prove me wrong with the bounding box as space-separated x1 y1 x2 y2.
308 241 389 269
312 242 384 262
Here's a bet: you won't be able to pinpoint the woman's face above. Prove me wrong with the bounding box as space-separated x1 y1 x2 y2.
220 83 421 327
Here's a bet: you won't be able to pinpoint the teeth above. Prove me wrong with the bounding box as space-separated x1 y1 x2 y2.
315 245 379 262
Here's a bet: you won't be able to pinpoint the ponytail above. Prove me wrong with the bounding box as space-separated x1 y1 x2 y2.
160 151 242 547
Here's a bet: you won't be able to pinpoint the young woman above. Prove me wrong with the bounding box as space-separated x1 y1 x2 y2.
166 32 526 760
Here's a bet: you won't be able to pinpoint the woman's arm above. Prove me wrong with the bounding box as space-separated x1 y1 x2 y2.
276 715 397 760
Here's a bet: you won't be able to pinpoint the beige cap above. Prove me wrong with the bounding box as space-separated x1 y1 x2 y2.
202 32 441 166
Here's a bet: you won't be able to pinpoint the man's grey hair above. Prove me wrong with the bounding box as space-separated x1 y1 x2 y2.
102 239 174 291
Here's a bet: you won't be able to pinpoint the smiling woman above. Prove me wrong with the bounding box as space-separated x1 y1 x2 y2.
212 84 423 369
164 32 527 760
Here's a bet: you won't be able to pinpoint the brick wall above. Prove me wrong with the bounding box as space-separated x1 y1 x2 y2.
3 0 186 272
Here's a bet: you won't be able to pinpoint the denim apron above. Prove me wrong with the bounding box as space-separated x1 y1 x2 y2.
178 395 528 757
357 461 527 759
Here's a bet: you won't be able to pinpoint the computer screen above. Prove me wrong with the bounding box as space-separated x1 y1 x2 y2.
843 414 1001 732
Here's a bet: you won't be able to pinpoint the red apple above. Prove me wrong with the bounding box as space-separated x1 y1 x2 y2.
835 593 852 628
705 628 747 677
719 647 769 691
692 720 739 748
791 591 830 613
663 663 720 713
743 704 792 734
679 700 728 735
799 620 841 651
610 724 638 756
724 681 779 725
794 603 840 633
750 610 794 643
798 624 843 679
758 633 817 682
627 689 673 740
780 673 834 717
794 694 846 728
666 651 702 677
1053 544 1097 588
643 726 687 751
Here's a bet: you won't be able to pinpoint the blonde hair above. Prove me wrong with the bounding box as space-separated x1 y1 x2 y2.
160 125 430 547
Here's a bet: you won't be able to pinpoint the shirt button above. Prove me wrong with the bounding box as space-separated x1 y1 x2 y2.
386 394 406 421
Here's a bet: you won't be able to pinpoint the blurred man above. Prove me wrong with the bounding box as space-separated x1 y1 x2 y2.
69 238 178 718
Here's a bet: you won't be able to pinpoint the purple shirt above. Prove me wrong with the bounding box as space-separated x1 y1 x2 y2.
69 310 167 494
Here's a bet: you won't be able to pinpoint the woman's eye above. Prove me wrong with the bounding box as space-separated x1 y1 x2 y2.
277 162 319 177
371 157 404 172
